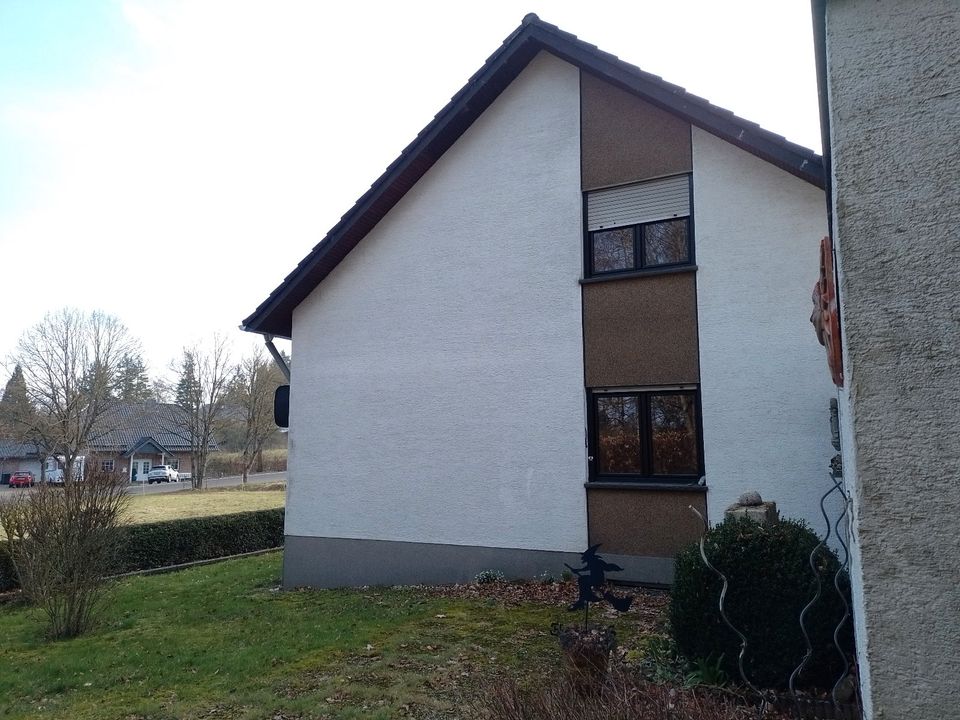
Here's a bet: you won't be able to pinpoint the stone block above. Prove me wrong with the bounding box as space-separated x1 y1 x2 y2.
725 501 778 526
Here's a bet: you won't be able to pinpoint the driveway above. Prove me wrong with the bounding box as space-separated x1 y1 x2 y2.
126 470 287 495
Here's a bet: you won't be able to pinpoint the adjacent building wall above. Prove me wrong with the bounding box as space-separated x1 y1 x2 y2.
825 2 960 716
692 127 835 531
0 458 42 482
286 52 586 585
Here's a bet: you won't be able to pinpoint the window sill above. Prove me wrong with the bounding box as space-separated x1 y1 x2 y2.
585 481 707 493
580 264 697 285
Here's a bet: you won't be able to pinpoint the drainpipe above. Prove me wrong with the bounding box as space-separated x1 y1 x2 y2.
240 327 291 382
263 335 291 382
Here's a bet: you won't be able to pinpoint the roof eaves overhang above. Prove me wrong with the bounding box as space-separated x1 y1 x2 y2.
241 14 825 339
528 24 824 188
240 21 543 339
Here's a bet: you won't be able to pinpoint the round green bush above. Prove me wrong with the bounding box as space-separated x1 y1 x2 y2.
670 516 853 690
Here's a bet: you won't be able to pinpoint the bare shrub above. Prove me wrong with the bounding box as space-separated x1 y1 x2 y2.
229 347 286 485
172 337 233 489
205 448 287 478
475 669 774 720
0 468 129 638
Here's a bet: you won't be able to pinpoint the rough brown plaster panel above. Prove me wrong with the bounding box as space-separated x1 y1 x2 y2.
587 487 706 557
583 273 699 387
581 72 692 191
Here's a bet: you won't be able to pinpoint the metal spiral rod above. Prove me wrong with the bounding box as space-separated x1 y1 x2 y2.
689 505 764 707
789 475 840 696
830 473 853 705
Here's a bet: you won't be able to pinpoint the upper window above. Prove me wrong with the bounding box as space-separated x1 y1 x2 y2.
586 175 693 277
101 460 115 472
590 388 703 483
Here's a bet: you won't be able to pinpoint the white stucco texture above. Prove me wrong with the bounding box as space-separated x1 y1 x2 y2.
287 52 587 552
692 127 835 532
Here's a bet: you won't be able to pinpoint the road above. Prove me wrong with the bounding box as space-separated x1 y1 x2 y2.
126 470 287 495
0 471 287 500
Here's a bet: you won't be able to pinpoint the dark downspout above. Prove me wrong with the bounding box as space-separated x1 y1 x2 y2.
263 335 291 382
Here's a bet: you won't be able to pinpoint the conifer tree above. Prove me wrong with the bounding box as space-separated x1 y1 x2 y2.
0 364 33 437
114 354 153 402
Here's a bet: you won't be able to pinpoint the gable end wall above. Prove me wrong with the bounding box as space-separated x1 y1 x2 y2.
287 53 587 556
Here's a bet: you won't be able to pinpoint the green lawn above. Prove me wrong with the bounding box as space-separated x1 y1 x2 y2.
0 554 659 720
0 487 285 541
124 486 285 525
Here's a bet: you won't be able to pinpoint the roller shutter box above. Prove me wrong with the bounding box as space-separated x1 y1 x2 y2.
587 175 690 231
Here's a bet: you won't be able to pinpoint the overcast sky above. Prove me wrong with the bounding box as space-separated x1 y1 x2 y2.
0 0 822 386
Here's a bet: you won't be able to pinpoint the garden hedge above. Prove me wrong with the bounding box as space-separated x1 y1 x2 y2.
0 541 15 592
670 516 854 690
116 508 284 572
0 507 284 593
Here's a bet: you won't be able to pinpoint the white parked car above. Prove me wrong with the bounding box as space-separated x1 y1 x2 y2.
147 465 179 484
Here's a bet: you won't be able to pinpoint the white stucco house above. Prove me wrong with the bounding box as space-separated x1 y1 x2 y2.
242 15 835 587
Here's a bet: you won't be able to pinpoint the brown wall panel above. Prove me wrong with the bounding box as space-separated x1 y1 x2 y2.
581 72 692 191
583 272 699 387
587 487 706 558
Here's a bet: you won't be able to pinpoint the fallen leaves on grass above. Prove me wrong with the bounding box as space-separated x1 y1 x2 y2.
424 580 668 633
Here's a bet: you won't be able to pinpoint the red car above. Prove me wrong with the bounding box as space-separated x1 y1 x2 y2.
8 471 35 488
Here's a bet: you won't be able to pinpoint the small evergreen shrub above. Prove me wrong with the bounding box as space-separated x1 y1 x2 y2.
670 517 853 690
474 569 506 584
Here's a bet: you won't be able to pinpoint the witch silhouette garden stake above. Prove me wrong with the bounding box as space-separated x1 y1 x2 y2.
550 544 634 690
565 543 633 627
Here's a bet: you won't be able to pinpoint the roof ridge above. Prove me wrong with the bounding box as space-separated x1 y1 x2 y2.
523 15 820 159
242 14 824 338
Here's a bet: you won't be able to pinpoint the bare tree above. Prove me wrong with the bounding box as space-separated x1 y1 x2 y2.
174 336 233 489
0 467 129 639
8 309 138 484
230 347 283 485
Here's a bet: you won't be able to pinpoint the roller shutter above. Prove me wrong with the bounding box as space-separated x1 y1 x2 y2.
587 175 690 231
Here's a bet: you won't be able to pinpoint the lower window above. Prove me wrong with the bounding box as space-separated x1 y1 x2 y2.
101 460 115 472
589 388 703 482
